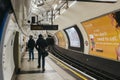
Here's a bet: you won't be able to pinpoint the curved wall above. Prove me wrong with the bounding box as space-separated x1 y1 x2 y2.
2 14 18 80
55 31 66 48
64 25 84 52
53 1 120 54
0 13 10 80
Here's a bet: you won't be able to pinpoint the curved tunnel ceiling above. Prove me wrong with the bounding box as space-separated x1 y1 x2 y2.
11 0 70 37
11 0 117 37
26 0 68 38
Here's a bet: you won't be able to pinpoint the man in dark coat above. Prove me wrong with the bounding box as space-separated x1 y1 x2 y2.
27 35 35 61
46 35 55 46
35 34 47 72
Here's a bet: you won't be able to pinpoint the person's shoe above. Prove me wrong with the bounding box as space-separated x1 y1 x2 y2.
42 68 45 73
37 65 40 68
28 59 30 62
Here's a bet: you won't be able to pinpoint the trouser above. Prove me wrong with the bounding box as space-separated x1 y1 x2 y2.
29 49 34 60
38 51 45 69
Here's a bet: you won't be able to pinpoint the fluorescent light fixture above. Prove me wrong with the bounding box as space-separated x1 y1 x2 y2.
69 1 77 8
91 0 117 1
37 0 44 6
82 0 117 2
53 4 58 10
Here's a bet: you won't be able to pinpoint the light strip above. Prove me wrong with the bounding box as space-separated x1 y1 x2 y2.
90 0 117 2
69 1 77 8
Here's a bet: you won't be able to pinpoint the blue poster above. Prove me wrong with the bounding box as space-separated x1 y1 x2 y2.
0 13 8 42
0 0 11 42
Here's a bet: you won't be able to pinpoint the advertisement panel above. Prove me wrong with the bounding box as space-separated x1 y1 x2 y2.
55 31 66 48
65 27 80 47
82 11 120 60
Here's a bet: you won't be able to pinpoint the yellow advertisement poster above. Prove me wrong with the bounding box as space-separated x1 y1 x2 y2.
82 12 120 61
55 31 66 48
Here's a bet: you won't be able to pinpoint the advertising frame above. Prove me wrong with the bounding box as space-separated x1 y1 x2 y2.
64 25 84 52
81 9 120 61
55 31 66 48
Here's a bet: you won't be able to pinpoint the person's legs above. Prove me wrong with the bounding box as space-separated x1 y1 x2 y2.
28 49 31 61
31 50 34 60
42 54 45 72
38 51 41 68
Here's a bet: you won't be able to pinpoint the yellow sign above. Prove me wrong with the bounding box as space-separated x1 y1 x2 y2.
55 31 66 48
82 13 120 61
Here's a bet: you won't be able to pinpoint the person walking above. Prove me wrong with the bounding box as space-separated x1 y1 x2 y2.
27 35 35 61
46 35 55 46
46 35 55 51
35 34 47 72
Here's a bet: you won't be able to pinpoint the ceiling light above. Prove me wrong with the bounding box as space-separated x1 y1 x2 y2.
37 0 44 6
53 4 58 10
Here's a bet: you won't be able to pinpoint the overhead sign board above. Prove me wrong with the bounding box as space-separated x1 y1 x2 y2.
31 24 58 30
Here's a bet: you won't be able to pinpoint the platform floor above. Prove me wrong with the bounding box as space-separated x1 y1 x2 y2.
16 52 95 80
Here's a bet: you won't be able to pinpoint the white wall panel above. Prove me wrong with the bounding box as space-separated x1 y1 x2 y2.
2 14 18 80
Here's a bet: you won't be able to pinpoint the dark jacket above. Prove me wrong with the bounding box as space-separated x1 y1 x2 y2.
27 38 35 50
35 37 47 51
46 37 54 46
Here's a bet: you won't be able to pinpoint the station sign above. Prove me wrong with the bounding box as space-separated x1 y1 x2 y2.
31 24 58 30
